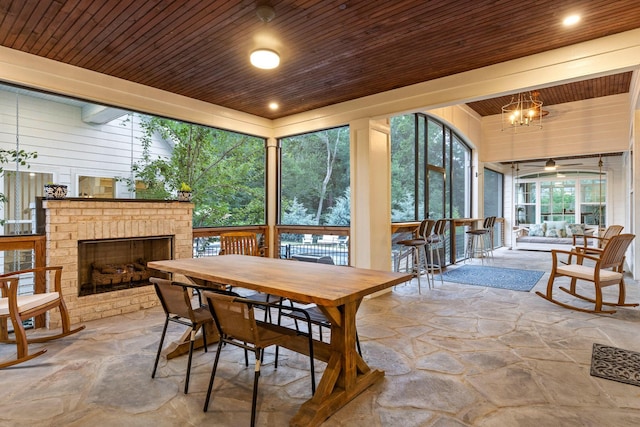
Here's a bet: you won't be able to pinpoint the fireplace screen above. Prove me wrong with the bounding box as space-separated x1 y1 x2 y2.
78 236 173 296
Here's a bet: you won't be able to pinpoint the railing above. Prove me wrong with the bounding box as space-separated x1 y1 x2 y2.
192 225 351 266
275 225 351 266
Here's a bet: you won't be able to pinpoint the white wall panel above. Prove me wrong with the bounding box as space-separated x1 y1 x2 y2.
481 94 630 163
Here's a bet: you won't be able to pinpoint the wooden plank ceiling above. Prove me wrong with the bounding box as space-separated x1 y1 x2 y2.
0 0 639 119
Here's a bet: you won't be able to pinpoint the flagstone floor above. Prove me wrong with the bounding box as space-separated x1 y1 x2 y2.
2 248 640 426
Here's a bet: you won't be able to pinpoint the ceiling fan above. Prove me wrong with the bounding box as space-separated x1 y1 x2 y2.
521 158 583 170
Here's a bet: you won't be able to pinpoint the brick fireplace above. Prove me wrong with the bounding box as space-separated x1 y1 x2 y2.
42 199 193 328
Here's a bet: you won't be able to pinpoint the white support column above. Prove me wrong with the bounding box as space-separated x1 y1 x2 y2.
631 109 640 278
266 136 278 258
349 118 392 270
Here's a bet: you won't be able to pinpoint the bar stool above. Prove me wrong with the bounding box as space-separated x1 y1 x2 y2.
485 216 497 258
395 219 434 294
425 219 447 288
465 217 494 263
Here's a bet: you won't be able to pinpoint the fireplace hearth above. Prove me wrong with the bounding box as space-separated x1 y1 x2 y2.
78 236 173 296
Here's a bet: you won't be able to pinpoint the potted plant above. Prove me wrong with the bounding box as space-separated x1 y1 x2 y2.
177 182 192 202
44 182 68 199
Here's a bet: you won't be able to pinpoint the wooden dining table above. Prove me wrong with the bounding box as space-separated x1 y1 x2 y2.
148 255 411 427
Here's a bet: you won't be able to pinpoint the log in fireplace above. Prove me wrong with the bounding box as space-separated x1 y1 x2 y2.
78 235 173 296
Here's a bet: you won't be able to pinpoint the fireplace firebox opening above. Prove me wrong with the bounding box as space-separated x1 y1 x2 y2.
78 235 173 297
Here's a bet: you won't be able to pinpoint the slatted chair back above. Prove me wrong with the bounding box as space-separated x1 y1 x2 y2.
482 216 492 229
433 219 448 237
598 233 634 270
599 225 624 248
417 219 435 239
219 231 260 256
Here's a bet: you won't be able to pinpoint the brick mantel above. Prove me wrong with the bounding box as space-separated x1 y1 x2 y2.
43 199 193 327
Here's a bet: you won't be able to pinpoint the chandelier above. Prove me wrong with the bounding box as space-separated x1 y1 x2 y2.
501 91 545 132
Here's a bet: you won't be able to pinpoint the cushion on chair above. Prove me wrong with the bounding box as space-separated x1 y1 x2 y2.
556 265 623 282
0 292 60 316
528 223 546 237
565 223 586 237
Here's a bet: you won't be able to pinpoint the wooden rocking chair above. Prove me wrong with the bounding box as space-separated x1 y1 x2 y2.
536 234 636 314
0 266 85 369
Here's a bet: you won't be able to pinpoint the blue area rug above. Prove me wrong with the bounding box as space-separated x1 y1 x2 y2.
436 265 545 292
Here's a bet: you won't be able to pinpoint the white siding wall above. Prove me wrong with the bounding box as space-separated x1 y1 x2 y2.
0 89 172 199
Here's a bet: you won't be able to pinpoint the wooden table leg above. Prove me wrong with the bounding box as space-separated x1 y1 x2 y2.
166 321 219 359
290 300 384 427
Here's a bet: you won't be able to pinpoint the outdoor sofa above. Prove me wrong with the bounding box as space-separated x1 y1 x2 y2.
514 221 595 251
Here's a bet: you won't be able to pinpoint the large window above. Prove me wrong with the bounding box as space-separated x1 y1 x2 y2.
391 114 472 263
516 171 606 226
390 114 471 221
279 126 350 225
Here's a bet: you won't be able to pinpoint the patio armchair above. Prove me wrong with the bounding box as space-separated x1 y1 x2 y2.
0 266 85 369
202 291 316 426
150 277 214 394
536 233 636 314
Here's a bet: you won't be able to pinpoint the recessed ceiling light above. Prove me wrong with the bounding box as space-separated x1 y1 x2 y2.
563 14 580 26
269 102 279 110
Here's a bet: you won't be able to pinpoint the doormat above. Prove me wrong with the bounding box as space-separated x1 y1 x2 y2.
436 265 544 292
590 343 640 387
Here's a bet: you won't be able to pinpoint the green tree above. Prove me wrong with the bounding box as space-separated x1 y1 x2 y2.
325 187 350 225
132 116 265 227
282 197 316 225
281 126 350 225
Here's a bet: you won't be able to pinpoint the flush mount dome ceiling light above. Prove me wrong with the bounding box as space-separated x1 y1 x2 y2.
250 4 280 70
250 48 280 69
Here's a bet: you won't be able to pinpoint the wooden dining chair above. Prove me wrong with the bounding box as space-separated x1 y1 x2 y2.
150 277 214 394
0 266 85 369
536 233 636 314
219 231 261 256
202 291 315 427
